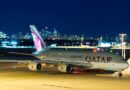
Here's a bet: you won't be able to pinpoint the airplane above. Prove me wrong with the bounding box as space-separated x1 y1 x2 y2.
29 25 129 78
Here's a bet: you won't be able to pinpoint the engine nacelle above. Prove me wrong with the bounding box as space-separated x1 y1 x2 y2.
58 64 73 73
28 62 42 71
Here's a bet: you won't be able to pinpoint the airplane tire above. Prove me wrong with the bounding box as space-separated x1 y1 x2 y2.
118 72 122 78
66 65 74 73
36 63 42 71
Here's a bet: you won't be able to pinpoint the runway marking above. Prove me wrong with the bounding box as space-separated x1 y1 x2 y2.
42 84 88 90
43 84 73 89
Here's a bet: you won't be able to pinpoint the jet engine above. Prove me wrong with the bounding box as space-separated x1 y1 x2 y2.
58 64 74 73
28 62 42 71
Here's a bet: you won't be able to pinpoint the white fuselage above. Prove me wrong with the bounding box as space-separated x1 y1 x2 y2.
36 50 129 71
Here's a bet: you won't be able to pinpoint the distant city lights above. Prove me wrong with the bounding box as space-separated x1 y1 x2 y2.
10 41 18 46
99 42 111 47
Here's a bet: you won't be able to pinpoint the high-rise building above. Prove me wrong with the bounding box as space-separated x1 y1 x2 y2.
24 33 32 39
0 31 9 38
18 32 24 39
11 34 17 39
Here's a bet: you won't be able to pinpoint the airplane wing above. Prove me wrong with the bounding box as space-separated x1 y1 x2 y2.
0 52 92 68
0 52 40 64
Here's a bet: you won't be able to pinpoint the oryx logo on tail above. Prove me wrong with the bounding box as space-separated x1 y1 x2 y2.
30 25 46 54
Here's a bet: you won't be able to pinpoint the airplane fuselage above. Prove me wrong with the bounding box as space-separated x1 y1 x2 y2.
36 50 129 71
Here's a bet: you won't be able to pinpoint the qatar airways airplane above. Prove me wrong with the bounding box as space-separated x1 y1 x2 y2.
0 25 129 78
28 25 129 78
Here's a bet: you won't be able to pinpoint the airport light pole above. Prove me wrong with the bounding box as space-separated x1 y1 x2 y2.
119 33 127 59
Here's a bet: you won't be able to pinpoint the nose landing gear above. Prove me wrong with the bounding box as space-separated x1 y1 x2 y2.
113 70 123 78
117 71 122 78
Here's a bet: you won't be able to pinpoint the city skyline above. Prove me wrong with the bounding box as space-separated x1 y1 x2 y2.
0 29 128 42
0 1 130 36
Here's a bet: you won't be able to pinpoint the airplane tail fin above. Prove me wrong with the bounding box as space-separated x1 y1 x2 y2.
30 25 46 55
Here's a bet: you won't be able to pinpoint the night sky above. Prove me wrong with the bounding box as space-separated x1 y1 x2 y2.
0 0 130 37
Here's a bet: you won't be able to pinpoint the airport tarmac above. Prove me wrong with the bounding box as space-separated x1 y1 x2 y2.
0 63 130 90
